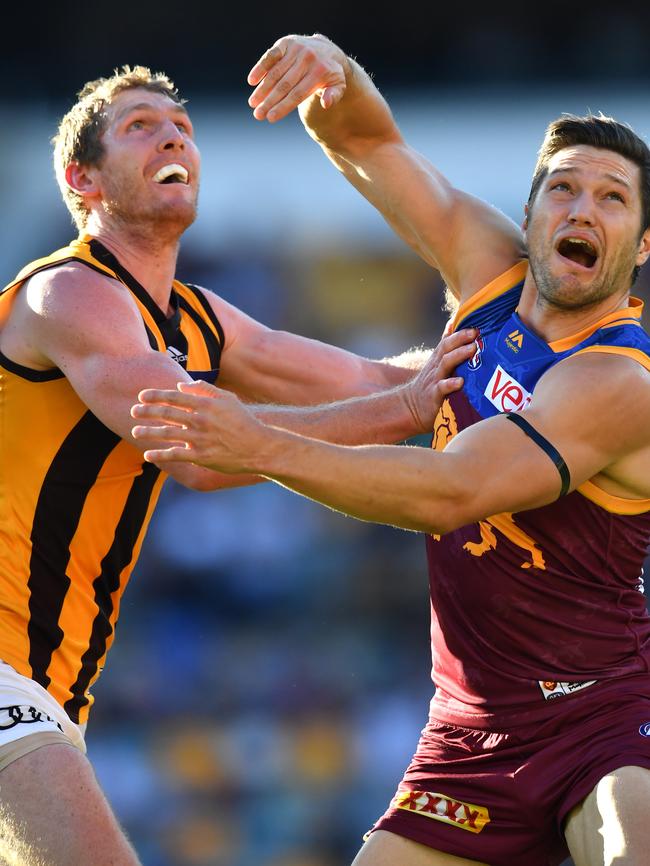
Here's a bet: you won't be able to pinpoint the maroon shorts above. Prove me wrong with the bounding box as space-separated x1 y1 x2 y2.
370 678 650 866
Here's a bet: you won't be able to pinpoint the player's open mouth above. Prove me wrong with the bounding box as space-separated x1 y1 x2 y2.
152 163 189 185
556 237 598 269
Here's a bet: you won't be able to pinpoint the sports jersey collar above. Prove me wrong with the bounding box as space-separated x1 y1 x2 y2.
75 234 181 331
449 260 528 333
546 297 643 353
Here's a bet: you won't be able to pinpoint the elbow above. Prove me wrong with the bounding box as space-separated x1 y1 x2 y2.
162 465 225 492
417 511 455 537
410 491 473 536
183 475 224 493
179 471 260 493
185 480 214 493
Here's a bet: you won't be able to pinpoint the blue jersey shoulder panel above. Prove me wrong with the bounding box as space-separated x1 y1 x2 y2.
455 291 650 421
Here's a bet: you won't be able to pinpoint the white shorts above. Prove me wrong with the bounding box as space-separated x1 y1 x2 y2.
0 660 86 771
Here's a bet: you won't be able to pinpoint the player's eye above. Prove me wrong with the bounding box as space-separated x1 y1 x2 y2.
175 119 193 137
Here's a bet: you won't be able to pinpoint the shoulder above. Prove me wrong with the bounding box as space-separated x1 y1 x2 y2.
529 350 650 461
21 261 151 362
539 348 650 399
24 261 136 321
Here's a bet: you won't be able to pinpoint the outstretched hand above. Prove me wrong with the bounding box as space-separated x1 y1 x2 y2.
130 330 476 474
131 381 265 473
247 34 348 123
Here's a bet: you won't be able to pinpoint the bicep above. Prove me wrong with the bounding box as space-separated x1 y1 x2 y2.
208 292 402 403
61 350 195 442
24 269 248 491
440 415 568 528
28 274 194 443
46 317 244 490
442 355 650 528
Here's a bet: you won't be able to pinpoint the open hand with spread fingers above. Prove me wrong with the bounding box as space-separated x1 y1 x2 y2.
130 329 476 473
247 34 349 123
402 328 477 433
131 382 267 473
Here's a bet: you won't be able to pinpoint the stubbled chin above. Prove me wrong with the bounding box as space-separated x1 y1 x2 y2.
539 275 607 310
152 196 197 229
110 201 198 240
551 260 599 285
158 209 197 236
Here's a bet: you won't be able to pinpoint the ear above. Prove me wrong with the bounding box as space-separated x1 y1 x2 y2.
522 203 529 232
636 227 650 268
65 162 99 197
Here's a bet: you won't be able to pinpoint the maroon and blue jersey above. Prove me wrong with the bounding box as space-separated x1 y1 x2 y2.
427 261 650 727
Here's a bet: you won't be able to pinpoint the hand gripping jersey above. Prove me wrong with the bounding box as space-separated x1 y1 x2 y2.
428 261 650 727
0 236 224 725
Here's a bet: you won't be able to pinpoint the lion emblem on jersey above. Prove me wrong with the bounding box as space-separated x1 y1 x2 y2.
432 398 458 451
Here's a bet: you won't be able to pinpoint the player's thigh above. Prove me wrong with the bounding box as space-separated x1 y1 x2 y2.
564 764 650 866
351 830 489 866
0 741 141 866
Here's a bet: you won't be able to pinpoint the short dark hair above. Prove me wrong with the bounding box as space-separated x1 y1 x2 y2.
53 65 185 229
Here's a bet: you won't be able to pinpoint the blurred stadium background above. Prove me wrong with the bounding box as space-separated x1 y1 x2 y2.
4 3 650 864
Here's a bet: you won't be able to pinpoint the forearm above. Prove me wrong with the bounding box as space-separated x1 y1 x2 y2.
253 383 420 445
132 332 474 479
219 326 423 405
245 427 455 532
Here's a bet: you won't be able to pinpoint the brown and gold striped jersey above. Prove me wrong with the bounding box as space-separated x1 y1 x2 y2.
0 235 224 724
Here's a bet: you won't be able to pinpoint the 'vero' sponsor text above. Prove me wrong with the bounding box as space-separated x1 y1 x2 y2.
485 365 532 413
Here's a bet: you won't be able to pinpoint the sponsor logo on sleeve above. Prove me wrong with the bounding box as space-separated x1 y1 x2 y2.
393 790 490 833
538 679 597 701
485 365 532 413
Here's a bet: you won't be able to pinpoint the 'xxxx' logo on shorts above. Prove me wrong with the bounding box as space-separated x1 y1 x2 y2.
394 790 490 833
639 722 650 737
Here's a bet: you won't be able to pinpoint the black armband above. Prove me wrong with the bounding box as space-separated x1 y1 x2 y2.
505 413 571 497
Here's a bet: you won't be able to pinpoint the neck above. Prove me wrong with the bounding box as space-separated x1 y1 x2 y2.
83 217 180 311
517 275 632 343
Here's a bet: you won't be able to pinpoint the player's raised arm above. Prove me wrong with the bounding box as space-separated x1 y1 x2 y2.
248 34 526 302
